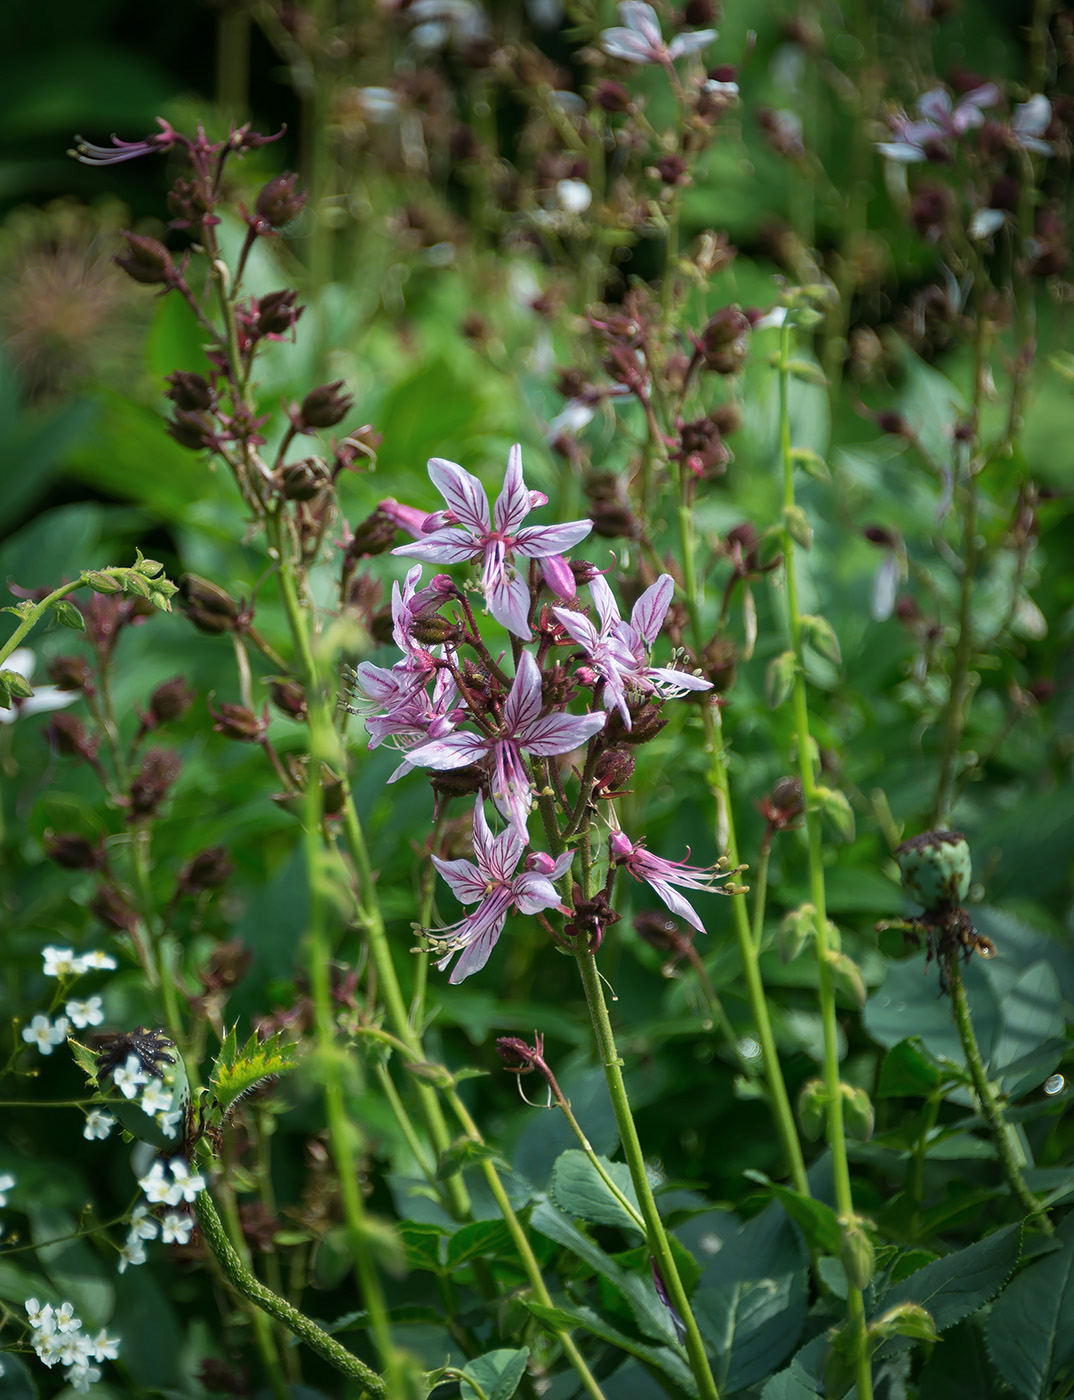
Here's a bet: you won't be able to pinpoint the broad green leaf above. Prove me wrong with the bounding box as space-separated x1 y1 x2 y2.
695 1268 808 1392
878 1224 1021 1335
987 1213 1074 1400
877 1040 945 1098
210 1025 297 1115
446 1218 516 1270
460 1348 529 1400
549 1150 643 1233
524 1300 698 1397
919 1317 1004 1400
436 1137 499 1180
397 1221 444 1272
743 1172 842 1255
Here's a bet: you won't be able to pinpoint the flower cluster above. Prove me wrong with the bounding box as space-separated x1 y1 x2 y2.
350 447 733 980
115 1159 204 1272
24 1297 119 1393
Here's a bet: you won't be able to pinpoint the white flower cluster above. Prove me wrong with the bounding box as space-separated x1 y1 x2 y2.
42 946 117 978
24 1297 119 1393
117 1159 204 1271
22 948 116 1057
111 1054 182 1138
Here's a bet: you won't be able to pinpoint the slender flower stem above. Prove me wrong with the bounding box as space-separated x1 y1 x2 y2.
948 959 1052 1231
0 579 90 670
778 320 873 1400
194 1190 387 1394
574 948 720 1400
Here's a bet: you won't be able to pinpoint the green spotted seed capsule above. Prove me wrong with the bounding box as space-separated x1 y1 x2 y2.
895 829 972 911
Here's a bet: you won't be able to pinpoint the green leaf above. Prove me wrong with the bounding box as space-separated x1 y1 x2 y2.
766 650 797 709
436 1137 499 1180
210 1025 297 1115
987 1214 1074 1400
790 446 831 481
524 1300 698 1397
48 598 86 631
446 1219 516 1270
871 1301 939 1344
0 667 33 700
397 1221 444 1273
879 1224 1021 1335
460 1348 530 1400
742 1172 842 1255
549 1149 643 1233
785 358 829 388
695 1269 808 1392
877 1040 945 1098
68 1038 100 1088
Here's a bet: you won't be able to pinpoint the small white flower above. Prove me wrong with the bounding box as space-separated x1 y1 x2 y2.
969 206 1006 240
65 996 105 1030
128 1204 159 1241
68 1362 103 1393
140 1079 172 1115
160 1211 194 1245
34 1329 65 1367
54 1300 81 1333
138 1161 179 1206
556 178 592 215
58 1331 92 1365
117 1236 147 1273
22 1013 70 1055
113 1054 150 1099
26 1298 54 1333
169 1158 206 1203
0 1170 15 1205
42 946 84 978
83 1108 116 1141
79 950 117 970
91 1327 120 1362
158 1108 183 1139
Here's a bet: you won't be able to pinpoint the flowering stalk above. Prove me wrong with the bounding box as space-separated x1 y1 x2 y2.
777 319 873 1400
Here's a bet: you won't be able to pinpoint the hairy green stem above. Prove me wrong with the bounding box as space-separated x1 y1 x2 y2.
948 961 1052 1232
778 320 873 1400
195 1190 386 1394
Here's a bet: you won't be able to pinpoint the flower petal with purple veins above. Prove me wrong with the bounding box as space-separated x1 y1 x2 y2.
408 731 489 769
512 520 593 559
629 574 674 647
492 443 532 535
516 711 607 756
487 572 533 638
503 651 544 734
427 457 491 533
393 527 482 565
432 854 491 904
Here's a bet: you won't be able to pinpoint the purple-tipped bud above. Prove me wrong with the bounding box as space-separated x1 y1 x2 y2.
165 371 213 412
180 575 241 635
254 173 307 229
298 380 353 430
128 748 183 819
44 831 106 871
177 846 235 895
115 232 175 286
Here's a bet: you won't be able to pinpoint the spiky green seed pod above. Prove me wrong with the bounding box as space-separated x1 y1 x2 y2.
895 829 971 911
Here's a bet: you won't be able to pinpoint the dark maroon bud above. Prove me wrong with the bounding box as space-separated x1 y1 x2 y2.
496 1036 540 1070
167 175 216 228
298 380 353 430
700 634 737 690
269 678 308 721
1028 679 1055 704
47 655 92 691
684 0 719 22
875 410 910 437
952 420 975 443
90 884 139 934
910 183 951 237
863 525 898 548
988 174 1020 213
254 289 303 338
208 700 268 742
654 153 688 186
180 575 241 635
569 559 603 585
44 831 106 871
114 232 175 286
254 173 307 229
370 605 394 647
606 699 667 745
128 748 183 818
564 887 620 952
149 677 195 725
594 79 632 113
592 747 635 799
165 371 213 412
198 938 253 994
460 312 489 344
696 306 750 374
334 424 382 474
178 846 235 895
166 409 215 452
196 1359 248 1396
710 402 742 435
46 713 99 762
346 508 398 560
278 458 331 501
894 594 920 624
429 764 485 801
757 775 804 830
633 908 686 953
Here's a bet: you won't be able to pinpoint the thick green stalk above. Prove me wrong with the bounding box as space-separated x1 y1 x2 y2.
574 948 719 1400
948 961 1052 1231
778 322 873 1400
674 470 810 1197
194 1190 386 1394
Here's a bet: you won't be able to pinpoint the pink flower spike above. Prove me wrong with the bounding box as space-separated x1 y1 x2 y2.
428 803 574 982
609 829 733 933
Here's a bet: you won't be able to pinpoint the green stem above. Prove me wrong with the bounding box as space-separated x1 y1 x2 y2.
216 1182 290 1400
574 949 720 1400
0 580 84 670
949 960 1052 1231
778 320 873 1400
194 1190 386 1394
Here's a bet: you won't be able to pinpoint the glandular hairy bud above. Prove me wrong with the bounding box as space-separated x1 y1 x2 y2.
253 289 303 338
270 678 308 721
841 1083 875 1141
209 700 268 742
149 676 195 725
178 846 235 895
696 305 751 374
254 172 307 229
895 829 972 911
299 380 353 430
592 747 635 798
115 232 175 286
606 700 667 746
429 764 485 801
797 1078 826 1139
44 831 106 871
278 458 331 501
166 409 215 452
410 613 460 646
838 1216 876 1291
347 508 398 560
165 371 213 412
180 574 241 635
46 713 99 763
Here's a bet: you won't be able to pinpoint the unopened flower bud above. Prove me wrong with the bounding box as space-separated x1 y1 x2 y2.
44 831 106 871
797 1078 826 1139
606 700 667 746
429 764 485 801
298 380 353 430
592 747 635 798
128 748 183 818
253 289 303 338
209 700 268 742
165 371 213 412
46 713 99 763
198 938 252 993
47 655 92 691
149 677 195 725
115 232 175 286
166 409 215 452
838 1217 876 1291
496 1036 540 1070
269 679 308 721
90 884 139 933
178 846 235 895
594 79 632 113
278 458 330 501
180 575 241 635
409 613 460 646
895 830 971 911
695 306 750 374
254 172 307 229
346 509 398 560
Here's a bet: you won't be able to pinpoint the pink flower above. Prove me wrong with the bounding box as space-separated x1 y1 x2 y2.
429 803 575 982
609 829 733 932
600 2 716 65
392 445 592 638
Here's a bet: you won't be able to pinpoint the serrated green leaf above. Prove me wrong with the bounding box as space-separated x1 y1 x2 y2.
988 1214 1074 1400
3 601 36 618
460 1347 530 1400
210 1025 297 1114
879 1224 1021 1334
436 1137 498 1180
68 1038 100 1087
550 1149 643 1233
742 1172 842 1255
397 1221 444 1272
446 1218 515 1269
